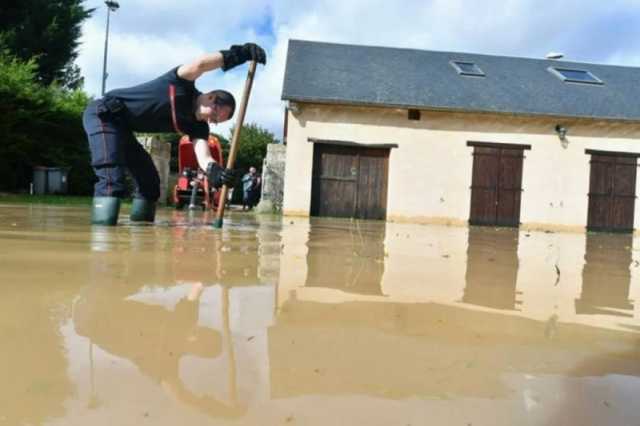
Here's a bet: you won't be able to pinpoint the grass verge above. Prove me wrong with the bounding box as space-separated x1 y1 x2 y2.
0 194 93 205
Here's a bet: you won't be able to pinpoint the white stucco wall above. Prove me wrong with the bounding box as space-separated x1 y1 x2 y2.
282 103 640 231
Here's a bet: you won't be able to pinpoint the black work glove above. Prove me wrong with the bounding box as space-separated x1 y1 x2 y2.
220 43 267 71
206 162 236 189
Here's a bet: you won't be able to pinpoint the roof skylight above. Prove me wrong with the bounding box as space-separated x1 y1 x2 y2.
450 61 485 77
548 67 604 85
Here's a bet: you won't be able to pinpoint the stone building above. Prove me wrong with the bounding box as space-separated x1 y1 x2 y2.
281 40 640 233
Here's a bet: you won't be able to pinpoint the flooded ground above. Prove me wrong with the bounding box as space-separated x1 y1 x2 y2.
1 203 639 425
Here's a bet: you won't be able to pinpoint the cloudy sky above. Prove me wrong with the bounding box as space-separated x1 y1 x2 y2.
76 0 640 140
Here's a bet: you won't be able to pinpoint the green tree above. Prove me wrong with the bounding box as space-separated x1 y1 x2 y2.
0 0 94 89
222 123 279 172
0 49 91 193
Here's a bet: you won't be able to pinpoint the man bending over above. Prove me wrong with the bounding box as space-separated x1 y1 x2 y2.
83 43 266 225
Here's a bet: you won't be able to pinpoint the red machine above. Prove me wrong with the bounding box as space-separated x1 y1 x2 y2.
173 135 225 210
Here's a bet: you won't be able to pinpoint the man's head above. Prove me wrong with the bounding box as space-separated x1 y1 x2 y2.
195 90 236 125
249 166 256 174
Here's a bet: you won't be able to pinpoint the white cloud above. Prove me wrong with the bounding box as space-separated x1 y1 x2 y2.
77 0 640 140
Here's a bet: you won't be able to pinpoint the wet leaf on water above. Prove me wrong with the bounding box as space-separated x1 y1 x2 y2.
247 336 255 341
442 254 450 258
603 401 610 407
286 415 294 422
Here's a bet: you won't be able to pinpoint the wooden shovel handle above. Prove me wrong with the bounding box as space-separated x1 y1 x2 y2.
214 60 258 228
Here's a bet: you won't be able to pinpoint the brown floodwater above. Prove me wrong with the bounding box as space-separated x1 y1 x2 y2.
1 203 639 425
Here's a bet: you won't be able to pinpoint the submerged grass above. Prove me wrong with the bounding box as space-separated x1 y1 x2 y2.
0 194 135 206
0 194 93 205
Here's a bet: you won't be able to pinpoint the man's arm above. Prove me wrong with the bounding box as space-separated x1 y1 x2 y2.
193 138 216 171
177 43 266 81
177 53 224 82
194 138 236 189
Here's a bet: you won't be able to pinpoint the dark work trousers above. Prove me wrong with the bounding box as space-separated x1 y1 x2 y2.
82 100 160 201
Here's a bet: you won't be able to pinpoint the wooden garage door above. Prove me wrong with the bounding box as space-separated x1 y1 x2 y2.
311 144 389 220
468 142 529 227
587 151 638 233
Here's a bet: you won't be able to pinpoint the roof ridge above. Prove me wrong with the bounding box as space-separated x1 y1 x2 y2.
288 38 640 71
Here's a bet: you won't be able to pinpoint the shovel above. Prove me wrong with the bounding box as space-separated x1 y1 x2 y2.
213 60 258 229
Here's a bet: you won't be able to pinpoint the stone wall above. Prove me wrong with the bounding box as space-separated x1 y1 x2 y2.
257 143 286 213
138 135 171 204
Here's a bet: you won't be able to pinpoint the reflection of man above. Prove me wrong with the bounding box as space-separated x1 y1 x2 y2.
73 282 245 418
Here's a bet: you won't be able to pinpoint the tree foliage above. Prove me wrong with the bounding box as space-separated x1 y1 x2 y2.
222 123 279 172
0 49 92 193
0 0 94 89
0 1 94 194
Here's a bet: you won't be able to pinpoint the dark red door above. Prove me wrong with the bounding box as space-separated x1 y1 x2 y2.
311 144 389 220
355 149 389 220
587 152 637 233
469 143 526 227
311 145 359 218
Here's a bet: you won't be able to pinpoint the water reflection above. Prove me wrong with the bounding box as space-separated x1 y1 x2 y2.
169 211 261 286
271 295 640 402
73 280 246 418
0 283 73 426
68 216 278 420
2 204 640 425
463 227 522 310
305 219 386 295
576 233 635 316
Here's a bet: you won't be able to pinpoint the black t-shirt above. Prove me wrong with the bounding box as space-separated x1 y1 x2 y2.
104 67 209 140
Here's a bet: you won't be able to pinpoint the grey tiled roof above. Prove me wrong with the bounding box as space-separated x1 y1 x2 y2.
281 39 640 122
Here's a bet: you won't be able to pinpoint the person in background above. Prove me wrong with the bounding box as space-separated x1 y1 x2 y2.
241 167 260 211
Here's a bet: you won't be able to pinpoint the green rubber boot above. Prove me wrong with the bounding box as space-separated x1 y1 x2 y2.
130 198 156 222
91 197 121 226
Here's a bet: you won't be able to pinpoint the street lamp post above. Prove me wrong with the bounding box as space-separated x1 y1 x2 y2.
101 0 120 96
